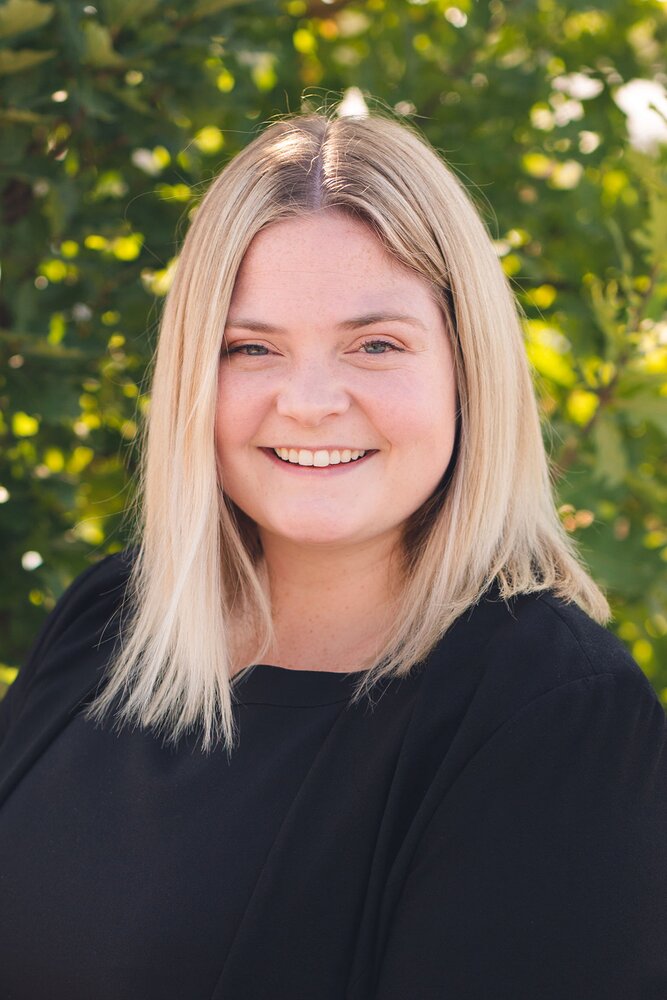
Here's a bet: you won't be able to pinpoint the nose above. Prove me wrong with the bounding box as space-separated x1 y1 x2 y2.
275 359 351 425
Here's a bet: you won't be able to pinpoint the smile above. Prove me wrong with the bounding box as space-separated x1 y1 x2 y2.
272 447 369 468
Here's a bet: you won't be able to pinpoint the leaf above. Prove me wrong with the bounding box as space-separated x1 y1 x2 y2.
0 0 53 40
0 47 55 75
625 149 667 263
81 21 125 68
100 0 161 30
43 179 81 238
0 107 46 124
587 276 626 359
526 340 577 387
0 665 18 685
0 329 89 362
591 416 627 486
632 189 667 260
614 395 667 437
605 217 635 299
191 0 254 19
582 531 660 600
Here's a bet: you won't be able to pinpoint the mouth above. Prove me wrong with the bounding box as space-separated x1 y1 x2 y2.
262 447 377 470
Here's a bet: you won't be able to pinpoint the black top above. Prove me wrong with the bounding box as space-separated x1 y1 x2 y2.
1 550 666 1000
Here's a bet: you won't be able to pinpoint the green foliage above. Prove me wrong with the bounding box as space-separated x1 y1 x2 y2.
0 0 54 41
1 0 666 702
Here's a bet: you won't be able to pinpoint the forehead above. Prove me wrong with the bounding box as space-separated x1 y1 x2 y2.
231 211 440 319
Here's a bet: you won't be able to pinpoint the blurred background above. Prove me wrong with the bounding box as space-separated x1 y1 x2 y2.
1 0 666 703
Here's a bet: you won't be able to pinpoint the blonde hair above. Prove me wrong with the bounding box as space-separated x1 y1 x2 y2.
84 108 609 755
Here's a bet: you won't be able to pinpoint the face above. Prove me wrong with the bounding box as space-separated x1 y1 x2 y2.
215 210 458 554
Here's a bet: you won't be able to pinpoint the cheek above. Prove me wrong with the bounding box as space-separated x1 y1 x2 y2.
389 384 457 509
371 372 457 456
215 371 268 452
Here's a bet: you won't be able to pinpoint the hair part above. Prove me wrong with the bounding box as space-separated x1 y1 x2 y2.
84 108 609 756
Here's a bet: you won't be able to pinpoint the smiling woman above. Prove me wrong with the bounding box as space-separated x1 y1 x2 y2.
216 211 458 671
1 108 666 1000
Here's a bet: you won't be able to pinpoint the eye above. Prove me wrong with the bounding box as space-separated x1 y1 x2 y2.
225 343 270 357
358 339 403 354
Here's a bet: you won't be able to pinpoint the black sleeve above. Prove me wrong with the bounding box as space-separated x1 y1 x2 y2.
0 555 118 748
374 672 667 1000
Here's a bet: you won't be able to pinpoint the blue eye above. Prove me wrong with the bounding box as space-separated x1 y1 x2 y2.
360 340 401 354
226 343 270 356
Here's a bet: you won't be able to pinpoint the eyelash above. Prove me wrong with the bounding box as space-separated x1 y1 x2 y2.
226 343 270 356
224 339 403 357
358 339 403 354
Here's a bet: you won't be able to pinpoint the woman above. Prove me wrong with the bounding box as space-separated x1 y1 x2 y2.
1 109 665 999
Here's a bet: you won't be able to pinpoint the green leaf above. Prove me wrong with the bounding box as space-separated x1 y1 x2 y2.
43 179 81 237
0 107 46 124
582 531 661 600
632 190 667 261
191 0 254 19
591 416 627 486
100 0 160 30
81 21 125 68
0 330 89 361
0 47 55 75
615 395 667 437
587 276 625 359
0 0 53 40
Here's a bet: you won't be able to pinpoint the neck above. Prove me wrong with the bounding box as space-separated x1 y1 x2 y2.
257 531 402 672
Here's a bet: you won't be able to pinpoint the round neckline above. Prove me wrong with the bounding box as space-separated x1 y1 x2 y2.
231 663 372 707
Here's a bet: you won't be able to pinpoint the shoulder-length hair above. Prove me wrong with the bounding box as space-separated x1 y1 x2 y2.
84 108 609 755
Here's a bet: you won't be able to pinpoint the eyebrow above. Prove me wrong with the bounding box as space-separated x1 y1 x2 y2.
224 312 428 333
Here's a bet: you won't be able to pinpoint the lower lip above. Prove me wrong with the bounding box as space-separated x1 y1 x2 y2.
262 448 377 475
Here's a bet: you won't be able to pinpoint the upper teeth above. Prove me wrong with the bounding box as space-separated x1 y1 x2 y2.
273 448 367 467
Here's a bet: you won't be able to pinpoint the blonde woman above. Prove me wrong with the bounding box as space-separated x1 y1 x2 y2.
1 110 665 999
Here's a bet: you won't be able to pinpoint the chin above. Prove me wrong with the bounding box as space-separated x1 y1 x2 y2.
264 514 369 548
280 526 359 547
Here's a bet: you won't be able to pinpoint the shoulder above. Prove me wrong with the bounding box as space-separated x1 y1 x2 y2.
395 588 665 843
514 588 639 677
450 584 649 689
0 548 137 742
415 586 660 756
33 547 137 654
